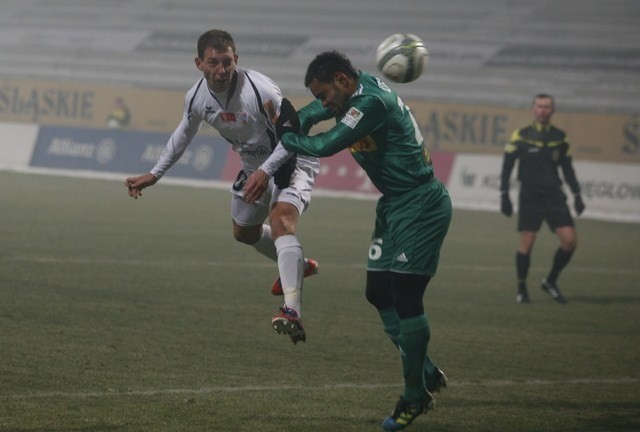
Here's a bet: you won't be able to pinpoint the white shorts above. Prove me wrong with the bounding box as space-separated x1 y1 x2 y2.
230 165 316 227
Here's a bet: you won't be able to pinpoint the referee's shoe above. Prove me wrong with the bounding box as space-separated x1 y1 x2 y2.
541 279 568 304
517 286 530 304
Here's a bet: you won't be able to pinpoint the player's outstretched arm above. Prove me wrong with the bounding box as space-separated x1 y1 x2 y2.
125 173 158 199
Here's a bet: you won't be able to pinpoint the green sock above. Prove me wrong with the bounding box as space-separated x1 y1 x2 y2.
420 310 440 391
399 315 430 403
379 308 439 396
378 307 400 347
423 356 439 391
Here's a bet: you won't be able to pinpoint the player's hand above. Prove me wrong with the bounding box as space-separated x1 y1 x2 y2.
574 194 585 215
276 98 300 140
125 173 157 199
500 193 513 217
243 169 269 203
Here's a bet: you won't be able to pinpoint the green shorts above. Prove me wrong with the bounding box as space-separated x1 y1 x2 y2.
367 179 452 276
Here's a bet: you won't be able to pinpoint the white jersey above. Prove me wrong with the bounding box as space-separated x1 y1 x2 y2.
150 67 319 179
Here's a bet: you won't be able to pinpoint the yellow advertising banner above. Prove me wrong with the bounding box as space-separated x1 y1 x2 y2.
0 78 315 137
2 78 638 164
406 100 640 164
0 77 186 133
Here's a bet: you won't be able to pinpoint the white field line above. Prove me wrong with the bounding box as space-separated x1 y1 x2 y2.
8 256 640 275
2 377 638 400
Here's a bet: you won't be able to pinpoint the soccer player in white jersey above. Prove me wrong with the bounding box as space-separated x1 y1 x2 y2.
125 29 319 344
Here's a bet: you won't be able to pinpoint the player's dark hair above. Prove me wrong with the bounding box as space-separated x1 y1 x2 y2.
197 29 236 59
533 93 555 107
304 51 358 87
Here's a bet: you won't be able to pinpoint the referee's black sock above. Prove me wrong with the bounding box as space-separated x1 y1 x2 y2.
547 247 574 284
516 251 530 289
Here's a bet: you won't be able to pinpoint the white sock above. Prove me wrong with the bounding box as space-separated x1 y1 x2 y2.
251 224 277 262
275 234 304 315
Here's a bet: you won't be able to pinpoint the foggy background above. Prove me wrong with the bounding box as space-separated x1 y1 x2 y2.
1 0 639 114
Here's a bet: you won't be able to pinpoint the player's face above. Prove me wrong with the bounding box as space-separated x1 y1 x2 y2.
195 46 238 92
532 97 554 125
308 74 352 116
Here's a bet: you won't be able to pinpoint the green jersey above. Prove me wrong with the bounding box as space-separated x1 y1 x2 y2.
281 71 432 196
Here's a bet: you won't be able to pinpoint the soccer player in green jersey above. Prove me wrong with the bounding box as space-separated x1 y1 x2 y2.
276 51 451 431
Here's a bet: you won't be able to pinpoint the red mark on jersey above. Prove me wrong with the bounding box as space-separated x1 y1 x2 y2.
220 112 237 122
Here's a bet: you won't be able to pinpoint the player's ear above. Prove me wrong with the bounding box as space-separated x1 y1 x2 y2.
334 72 348 87
195 57 203 71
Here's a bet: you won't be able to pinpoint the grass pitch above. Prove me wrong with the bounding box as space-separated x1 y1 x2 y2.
1 171 639 432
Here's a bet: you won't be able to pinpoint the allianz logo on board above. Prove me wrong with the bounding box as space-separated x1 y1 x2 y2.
46 137 116 164
141 143 214 171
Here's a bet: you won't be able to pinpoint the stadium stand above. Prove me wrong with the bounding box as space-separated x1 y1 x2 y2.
0 0 639 114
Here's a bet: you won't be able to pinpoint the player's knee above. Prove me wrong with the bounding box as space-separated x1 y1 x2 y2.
519 231 536 253
391 273 429 319
366 285 391 310
233 231 255 244
270 218 296 239
556 227 577 251
232 224 261 245
269 204 299 239
562 237 577 251
394 299 424 319
366 271 393 310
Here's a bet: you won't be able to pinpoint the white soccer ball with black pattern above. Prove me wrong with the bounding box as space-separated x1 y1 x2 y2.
376 33 429 83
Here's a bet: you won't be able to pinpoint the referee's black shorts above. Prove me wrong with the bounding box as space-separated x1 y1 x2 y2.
518 188 574 232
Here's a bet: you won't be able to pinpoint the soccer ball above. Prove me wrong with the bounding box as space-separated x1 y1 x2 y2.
376 33 429 83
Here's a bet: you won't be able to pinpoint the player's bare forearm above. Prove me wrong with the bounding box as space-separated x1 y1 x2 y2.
243 169 269 203
125 173 157 199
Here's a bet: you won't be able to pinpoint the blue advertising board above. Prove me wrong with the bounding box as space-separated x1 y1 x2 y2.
30 126 231 180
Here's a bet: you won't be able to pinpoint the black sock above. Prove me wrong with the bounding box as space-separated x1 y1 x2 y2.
547 248 574 284
516 251 530 289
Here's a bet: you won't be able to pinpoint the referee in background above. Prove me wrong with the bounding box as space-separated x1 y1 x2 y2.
500 94 585 304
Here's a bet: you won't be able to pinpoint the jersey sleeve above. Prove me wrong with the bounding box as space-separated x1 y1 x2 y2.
259 142 293 176
245 70 296 176
559 140 581 195
298 99 334 134
499 129 520 193
281 95 387 157
150 89 203 179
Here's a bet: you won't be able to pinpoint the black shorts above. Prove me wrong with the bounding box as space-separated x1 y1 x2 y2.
518 188 574 232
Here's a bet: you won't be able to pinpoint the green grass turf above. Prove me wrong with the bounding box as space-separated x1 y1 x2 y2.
1 171 639 432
